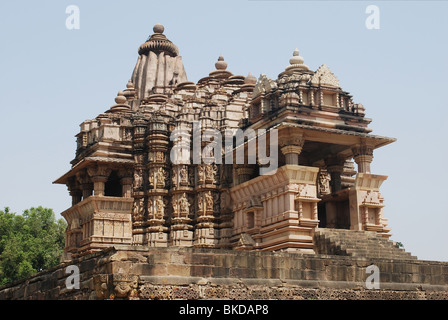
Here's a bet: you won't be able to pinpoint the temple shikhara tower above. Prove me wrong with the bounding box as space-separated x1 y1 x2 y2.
54 24 397 260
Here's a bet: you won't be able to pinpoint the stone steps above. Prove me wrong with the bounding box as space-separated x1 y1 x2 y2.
314 228 417 260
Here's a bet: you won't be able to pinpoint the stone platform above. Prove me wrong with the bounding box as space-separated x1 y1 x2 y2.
0 246 447 300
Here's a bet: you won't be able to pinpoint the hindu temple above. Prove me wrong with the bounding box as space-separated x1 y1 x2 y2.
3 24 448 301
53 23 399 259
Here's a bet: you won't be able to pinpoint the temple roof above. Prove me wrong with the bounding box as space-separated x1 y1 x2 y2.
138 23 179 57
131 24 188 104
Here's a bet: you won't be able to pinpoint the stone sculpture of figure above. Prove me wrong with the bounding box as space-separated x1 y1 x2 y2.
205 164 216 183
198 195 204 214
124 129 132 141
156 167 165 188
198 165 204 183
133 170 143 190
172 168 177 186
148 171 154 187
180 166 188 184
172 199 179 215
156 152 164 162
318 171 331 195
133 198 144 221
179 193 190 216
155 198 164 219
205 191 213 212
189 167 195 185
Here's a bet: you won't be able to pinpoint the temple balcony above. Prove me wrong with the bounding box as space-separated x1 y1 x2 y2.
230 164 320 253
61 196 133 259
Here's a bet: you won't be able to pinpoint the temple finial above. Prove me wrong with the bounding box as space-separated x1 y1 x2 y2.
286 48 308 71
215 55 228 70
153 23 164 34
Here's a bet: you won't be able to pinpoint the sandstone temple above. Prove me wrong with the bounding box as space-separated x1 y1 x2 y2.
54 24 396 258
2 24 447 300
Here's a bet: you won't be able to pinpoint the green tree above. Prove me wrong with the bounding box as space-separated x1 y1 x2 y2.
0 207 66 286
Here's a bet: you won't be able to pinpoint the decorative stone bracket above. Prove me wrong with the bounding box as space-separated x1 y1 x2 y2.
349 173 391 238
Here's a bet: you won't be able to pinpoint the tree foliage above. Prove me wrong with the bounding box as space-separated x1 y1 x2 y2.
0 207 66 286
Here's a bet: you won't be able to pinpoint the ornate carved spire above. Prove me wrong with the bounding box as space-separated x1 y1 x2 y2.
209 54 232 79
131 24 188 102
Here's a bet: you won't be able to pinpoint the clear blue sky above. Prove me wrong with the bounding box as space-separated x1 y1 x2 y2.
1 0 447 261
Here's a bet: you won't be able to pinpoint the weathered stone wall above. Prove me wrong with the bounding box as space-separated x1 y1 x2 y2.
0 247 447 300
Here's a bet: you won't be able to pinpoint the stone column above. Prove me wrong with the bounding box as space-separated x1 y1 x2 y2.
236 166 254 184
279 132 305 165
87 166 111 197
352 144 374 173
120 177 133 198
91 176 107 196
69 189 82 206
326 156 346 193
81 183 93 199
76 171 93 199
118 168 133 198
280 145 303 165
146 118 170 248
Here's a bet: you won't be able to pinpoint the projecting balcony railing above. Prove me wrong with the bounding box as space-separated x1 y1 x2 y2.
62 196 134 253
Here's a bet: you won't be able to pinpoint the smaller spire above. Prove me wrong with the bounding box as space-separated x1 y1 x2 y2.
244 72 257 85
106 91 131 113
215 55 228 71
285 48 309 72
126 79 134 89
114 91 127 105
289 48 304 65
209 54 232 79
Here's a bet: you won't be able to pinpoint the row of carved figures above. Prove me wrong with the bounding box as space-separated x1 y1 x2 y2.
132 190 222 222
133 164 219 190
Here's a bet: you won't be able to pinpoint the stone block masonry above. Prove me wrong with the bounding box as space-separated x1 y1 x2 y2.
0 247 447 300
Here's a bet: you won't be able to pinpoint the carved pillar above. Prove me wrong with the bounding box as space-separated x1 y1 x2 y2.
77 172 93 199
236 166 254 184
69 189 82 206
117 168 133 198
92 176 108 196
326 156 346 193
120 177 133 198
87 166 112 197
352 144 374 174
68 178 82 206
171 192 194 247
82 183 93 199
279 132 305 165
280 145 303 165
170 123 195 247
145 118 170 247
194 190 217 248
194 161 219 248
